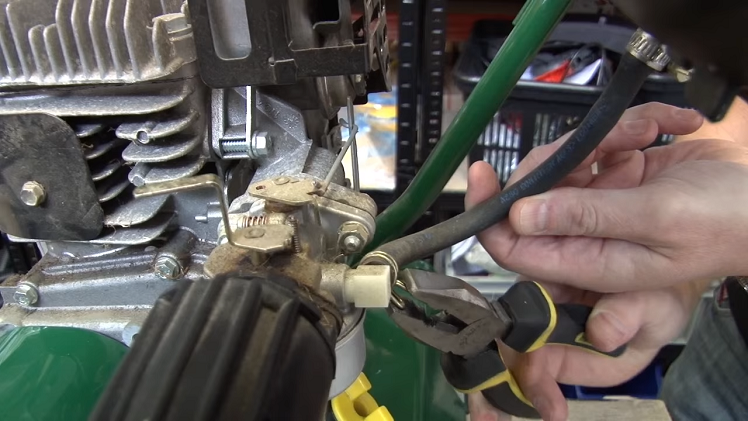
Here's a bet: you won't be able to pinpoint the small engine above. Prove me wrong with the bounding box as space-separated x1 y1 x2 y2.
0 0 390 400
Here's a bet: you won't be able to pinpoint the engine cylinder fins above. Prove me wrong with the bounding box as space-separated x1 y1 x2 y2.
128 156 208 186
0 0 196 86
0 79 196 117
116 108 200 143
89 158 123 182
96 167 131 203
122 133 202 163
103 194 170 227
77 128 129 205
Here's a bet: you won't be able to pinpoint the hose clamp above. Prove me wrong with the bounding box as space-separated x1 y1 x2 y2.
626 28 671 71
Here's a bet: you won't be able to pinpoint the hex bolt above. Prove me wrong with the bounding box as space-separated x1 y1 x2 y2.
249 131 272 158
343 235 363 253
20 181 46 207
338 221 370 254
220 132 273 159
154 255 181 280
14 283 39 306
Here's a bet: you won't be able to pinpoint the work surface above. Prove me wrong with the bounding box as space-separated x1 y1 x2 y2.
509 399 671 421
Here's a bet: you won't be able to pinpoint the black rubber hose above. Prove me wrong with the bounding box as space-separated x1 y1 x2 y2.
374 54 653 268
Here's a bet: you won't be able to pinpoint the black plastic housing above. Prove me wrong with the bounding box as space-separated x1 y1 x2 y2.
90 273 338 421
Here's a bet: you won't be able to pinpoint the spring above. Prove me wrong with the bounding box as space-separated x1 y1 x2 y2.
286 216 302 253
239 215 268 228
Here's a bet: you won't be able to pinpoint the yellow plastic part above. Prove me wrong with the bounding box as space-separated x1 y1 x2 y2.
331 373 394 421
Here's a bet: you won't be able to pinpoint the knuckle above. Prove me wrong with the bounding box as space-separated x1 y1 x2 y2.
563 198 600 236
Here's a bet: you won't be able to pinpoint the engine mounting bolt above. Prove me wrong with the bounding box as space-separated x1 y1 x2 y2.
245 228 265 239
14 282 39 306
20 181 46 207
343 235 363 253
154 256 181 280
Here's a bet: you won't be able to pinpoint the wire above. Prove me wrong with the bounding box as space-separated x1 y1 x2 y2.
347 97 361 191
370 54 653 269
324 99 359 187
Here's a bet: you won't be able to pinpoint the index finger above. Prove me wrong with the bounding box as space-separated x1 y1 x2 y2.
505 103 703 187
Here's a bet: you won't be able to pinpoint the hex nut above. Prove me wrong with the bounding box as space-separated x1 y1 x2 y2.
250 131 272 158
14 283 39 306
338 222 370 254
154 256 181 280
20 181 46 207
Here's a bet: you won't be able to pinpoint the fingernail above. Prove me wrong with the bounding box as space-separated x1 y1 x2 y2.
673 108 698 121
590 309 627 345
519 199 548 234
622 119 649 135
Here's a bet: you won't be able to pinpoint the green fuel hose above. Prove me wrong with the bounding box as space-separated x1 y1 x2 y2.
364 0 571 253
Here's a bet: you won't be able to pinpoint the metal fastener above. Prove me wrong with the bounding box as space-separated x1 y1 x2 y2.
14 283 39 306
220 132 273 159
343 235 363 253
338 221 370 254
249 131 271 158
20 181 46 207
626 28 670 71
245 228 266 239
154 255 181 280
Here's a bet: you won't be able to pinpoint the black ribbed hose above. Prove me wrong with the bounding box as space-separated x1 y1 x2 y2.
374 54 653 268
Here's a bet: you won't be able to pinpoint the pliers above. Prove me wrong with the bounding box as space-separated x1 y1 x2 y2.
388 269 627 419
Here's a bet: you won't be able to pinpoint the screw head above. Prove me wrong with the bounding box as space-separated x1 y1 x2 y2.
154 256 181 280
14 283 39 306
343 235 363 253
20 181 46 207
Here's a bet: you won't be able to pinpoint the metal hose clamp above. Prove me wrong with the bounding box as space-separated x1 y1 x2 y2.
360 250 399 281
626 28 670 71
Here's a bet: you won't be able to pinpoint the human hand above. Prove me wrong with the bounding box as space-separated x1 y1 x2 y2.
466 278 708 421
466 102 748 292
463 102 729 420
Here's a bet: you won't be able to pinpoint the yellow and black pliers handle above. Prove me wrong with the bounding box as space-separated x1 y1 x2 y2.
442 281 627 419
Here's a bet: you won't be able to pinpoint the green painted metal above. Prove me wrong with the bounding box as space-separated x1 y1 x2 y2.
365 0 572 253
363 309 465 421
0 326 127 421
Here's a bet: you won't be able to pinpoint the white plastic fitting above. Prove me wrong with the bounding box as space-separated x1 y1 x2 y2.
343 266 391 308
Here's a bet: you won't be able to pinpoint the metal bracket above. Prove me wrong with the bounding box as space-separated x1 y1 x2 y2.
134 174 293 252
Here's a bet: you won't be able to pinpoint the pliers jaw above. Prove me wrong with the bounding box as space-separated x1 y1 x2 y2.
387 269 508 357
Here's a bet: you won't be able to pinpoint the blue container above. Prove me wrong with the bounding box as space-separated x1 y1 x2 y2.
559 362 663 400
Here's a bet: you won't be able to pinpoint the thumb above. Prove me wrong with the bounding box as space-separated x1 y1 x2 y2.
509 187 654 240
586 292 649 353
